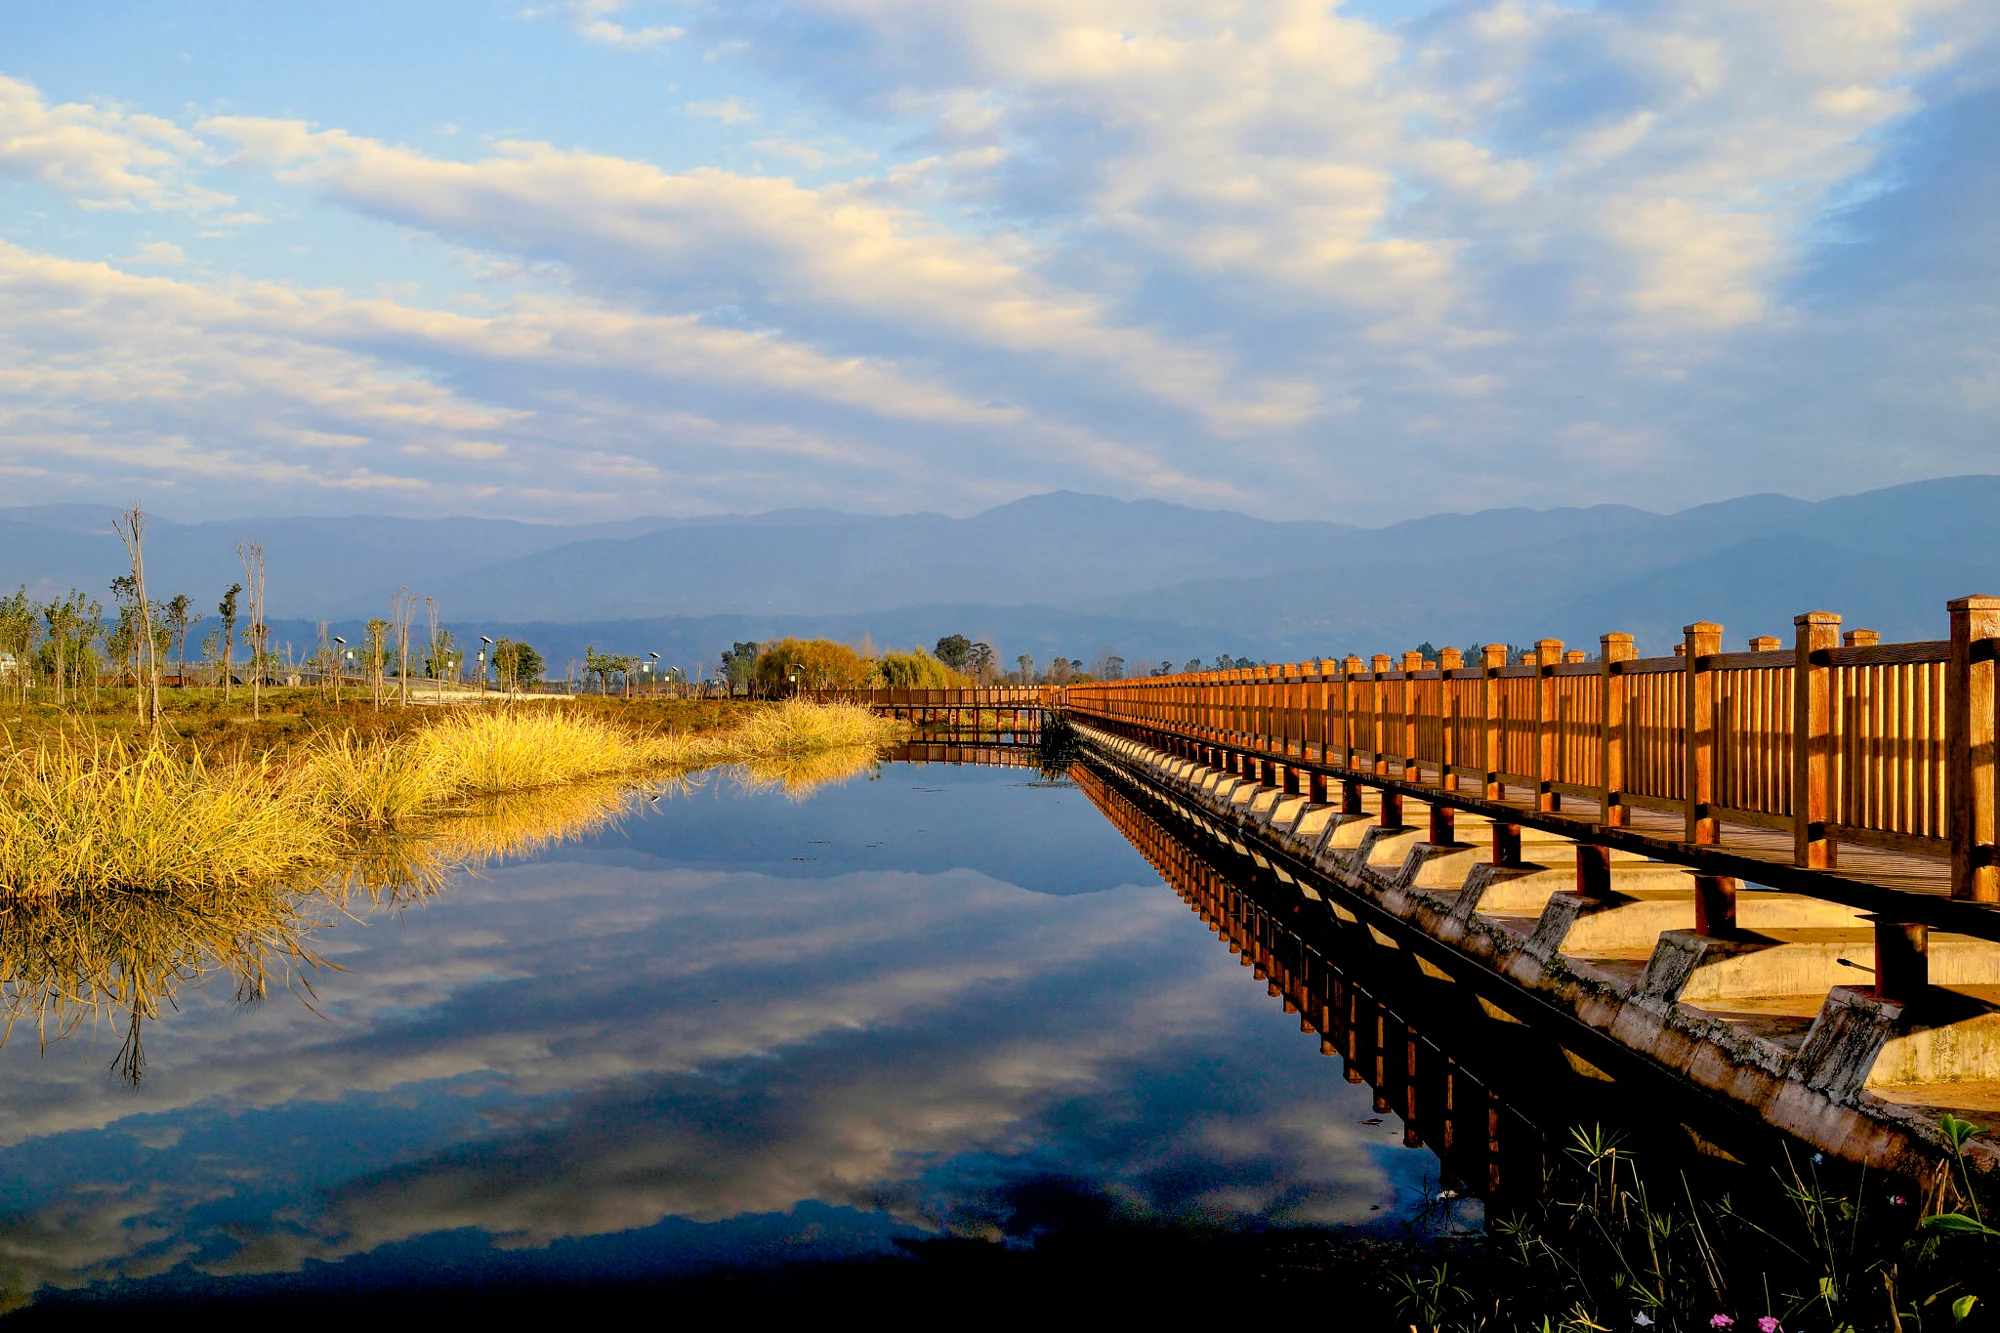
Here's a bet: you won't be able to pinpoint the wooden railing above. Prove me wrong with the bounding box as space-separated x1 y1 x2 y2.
1064 597 2000 903
814 686 1052 710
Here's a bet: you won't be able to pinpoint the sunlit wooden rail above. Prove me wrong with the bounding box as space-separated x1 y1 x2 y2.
1065 598 2000 941
816 686 1053 732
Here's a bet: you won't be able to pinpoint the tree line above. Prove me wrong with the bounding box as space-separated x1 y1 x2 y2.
0 506 551 718
703 635 1281 695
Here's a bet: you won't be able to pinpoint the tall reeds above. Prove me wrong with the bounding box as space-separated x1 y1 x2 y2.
0 702 904 899
0 702 904 1079
414 708 645 795
0 735 333 898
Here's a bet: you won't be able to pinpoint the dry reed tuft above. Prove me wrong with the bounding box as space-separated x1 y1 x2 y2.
0 735 333 898
0 702 902 901
650 699 902 770
0 703 904 1074
305 730 450 825
414 708 647 796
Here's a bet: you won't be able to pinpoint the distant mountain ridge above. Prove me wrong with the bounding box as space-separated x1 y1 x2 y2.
6 477 1997 669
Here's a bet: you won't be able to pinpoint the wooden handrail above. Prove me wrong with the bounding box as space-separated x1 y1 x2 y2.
1060 599 2000 906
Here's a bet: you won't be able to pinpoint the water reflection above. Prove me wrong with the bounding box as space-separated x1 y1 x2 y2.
0 745 891 1088
0 753 1430 1312
1071 758 1801 1191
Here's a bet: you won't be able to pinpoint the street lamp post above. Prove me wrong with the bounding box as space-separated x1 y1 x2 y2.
332 636 346 703
788 661 805 700
479 636 494 694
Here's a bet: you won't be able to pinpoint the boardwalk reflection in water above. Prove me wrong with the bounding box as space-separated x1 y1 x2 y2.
1069 756 1801 1204
0 751 1439 1314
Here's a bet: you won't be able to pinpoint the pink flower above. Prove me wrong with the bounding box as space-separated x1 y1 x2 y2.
1758 1319 1781 1333
1710 1319 1735 1330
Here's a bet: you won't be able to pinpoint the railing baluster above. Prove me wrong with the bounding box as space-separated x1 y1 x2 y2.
1684 621 1723 844
1794 611 1841 867
1948 595 2000 901
1600 632 1635 827
1480 644 1505 802
1535 637 1562 812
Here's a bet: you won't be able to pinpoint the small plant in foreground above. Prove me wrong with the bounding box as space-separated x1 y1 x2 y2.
1392 1123 1996 1332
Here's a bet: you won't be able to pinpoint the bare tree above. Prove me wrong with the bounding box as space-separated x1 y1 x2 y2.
365 616 389 710
391 588 417 707
164 594 199 688
425 596 442 702
237 541 267 720
112 505 162 735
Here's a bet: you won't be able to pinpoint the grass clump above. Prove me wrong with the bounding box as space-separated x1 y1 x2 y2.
0 735 332 898
659 698 902 768
415 708 643 797
0 702 904 899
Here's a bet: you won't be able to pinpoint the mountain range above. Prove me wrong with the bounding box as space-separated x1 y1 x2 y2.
4 477 1996 678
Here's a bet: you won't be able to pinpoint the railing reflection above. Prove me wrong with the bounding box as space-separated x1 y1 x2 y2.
1070 757 1782 1206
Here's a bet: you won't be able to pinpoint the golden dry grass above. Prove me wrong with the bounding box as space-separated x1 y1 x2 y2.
664 698 899 765
415 708 645 795
0 702 903 899
0 703 904 1075
0 735 335 899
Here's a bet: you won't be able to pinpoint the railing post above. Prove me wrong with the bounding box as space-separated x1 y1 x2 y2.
1793 611 1841 868
1439 647 1463 793
1480 644 1506 802
1599 632 1635 827
1535 637 1563 812
1371 654 1393 778
1948 595 2000 902
1683 621 1724 844
1402 649 1423 783
1482 644 1519 864
1342 655 1364 768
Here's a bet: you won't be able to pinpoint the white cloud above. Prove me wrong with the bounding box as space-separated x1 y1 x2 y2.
0 236 1223 516
118 240 188 266
200 118 1313 432
3 0 1999 521
0 75 224 210
684 97 755 125
747 137 876 170
530 1 684 48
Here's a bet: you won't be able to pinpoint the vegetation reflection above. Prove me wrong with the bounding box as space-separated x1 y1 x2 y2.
0 704 899 1082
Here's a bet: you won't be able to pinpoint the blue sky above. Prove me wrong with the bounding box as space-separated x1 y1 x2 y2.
0 0 1995 522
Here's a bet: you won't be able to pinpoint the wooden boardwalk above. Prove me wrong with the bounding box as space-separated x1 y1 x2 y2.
1065 598 2000 962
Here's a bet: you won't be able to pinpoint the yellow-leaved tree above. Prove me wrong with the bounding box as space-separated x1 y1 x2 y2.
868 648 968 689
753 638 871 694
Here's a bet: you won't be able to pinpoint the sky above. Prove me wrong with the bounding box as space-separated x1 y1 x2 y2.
0 0 1995 523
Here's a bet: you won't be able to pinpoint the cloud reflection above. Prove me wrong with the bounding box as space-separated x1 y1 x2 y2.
0 774 1413 1303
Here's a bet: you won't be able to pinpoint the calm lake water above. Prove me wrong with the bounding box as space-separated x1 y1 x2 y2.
1 756 1471 1314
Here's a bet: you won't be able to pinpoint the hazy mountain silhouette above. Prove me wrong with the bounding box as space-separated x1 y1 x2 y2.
6 476 1997 670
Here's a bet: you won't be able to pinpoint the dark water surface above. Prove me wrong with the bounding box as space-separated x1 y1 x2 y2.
1 760 1454 1312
